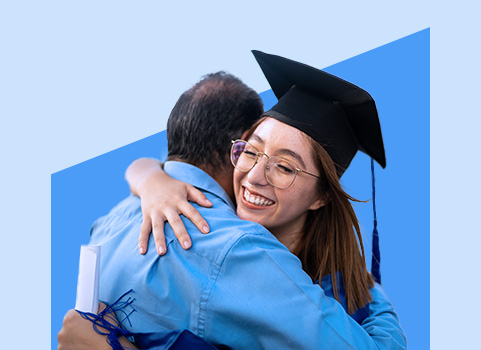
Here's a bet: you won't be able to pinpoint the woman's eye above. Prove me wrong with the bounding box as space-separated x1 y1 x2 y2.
244 150 257 157
276 164 295 174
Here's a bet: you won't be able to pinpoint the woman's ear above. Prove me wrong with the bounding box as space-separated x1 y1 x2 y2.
309 192 330 211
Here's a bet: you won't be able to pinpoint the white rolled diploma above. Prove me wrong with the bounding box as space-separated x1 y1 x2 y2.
75 245 101 313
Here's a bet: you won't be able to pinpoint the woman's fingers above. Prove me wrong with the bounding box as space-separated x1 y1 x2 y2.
187 186 213 208
164 209 192 250
139 216 152 255
153 203 209 253
137 187 211 255
139 208 193 255
179 202 210 234
151 214 167 255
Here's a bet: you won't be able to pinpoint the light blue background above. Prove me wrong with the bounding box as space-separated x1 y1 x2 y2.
2 1 480 349
51 30 429 349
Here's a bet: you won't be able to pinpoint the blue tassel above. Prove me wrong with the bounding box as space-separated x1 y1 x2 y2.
76 289 137 350
371 159 381 284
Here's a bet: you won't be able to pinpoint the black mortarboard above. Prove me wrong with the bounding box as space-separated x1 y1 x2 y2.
252 50 386 177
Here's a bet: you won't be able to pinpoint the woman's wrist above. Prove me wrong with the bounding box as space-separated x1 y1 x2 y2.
126 158 164 196
137 169 166 197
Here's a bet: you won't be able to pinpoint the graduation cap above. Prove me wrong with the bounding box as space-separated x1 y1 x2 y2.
252 50 386 177
252 50 385 283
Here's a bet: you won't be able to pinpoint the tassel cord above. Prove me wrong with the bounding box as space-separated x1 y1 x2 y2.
371 159 381 284
76 289 137 350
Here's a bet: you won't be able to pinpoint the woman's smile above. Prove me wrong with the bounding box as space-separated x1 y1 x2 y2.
242 186 275 207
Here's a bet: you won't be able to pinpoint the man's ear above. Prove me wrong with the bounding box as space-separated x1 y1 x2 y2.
308 192 330 211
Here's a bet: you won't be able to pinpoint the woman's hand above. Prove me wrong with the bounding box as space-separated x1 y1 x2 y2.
126 158 213 255
57 303 138 350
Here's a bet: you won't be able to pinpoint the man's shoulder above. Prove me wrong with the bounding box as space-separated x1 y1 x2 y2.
109 194 143 220
193 195 271 240
90 195 142 234
184 199 279 265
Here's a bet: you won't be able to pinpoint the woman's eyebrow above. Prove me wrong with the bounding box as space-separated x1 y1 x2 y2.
249 134 264 144
277 149 306 169
250 134 307 168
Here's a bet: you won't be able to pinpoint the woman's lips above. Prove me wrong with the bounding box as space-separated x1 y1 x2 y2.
242 187 274 207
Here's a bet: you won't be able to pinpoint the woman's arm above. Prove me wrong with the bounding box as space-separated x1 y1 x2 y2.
125 158 212 255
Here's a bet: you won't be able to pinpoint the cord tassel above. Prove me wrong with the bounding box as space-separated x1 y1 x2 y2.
371 159 381 284
76 289 136 350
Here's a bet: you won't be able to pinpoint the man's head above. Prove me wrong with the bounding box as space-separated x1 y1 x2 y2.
167 72 263 179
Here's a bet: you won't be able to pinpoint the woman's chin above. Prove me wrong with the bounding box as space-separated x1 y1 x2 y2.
236 202 272 227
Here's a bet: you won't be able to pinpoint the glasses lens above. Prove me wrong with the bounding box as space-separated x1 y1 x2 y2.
231 141 257 171
266 157 297 189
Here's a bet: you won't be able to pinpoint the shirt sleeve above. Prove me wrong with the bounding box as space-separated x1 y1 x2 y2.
360 283 407 349
203 232 406 350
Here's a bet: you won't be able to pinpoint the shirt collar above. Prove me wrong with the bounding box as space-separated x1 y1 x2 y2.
163 161 235 209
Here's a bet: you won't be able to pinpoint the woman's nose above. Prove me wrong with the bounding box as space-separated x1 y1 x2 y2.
246 155 269 186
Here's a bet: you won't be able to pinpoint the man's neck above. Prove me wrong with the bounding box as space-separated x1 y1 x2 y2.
213 173 235 204
168 157 235 203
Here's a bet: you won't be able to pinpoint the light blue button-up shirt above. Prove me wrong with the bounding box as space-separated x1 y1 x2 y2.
90 161 406 349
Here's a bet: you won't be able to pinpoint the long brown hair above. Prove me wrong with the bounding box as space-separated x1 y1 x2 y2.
244 117 374 314
294 136 374 314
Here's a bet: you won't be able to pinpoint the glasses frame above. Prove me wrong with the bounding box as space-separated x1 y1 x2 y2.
230 139 321 189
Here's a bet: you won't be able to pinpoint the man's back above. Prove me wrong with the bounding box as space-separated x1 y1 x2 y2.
90 161 406 350
90 162 277 343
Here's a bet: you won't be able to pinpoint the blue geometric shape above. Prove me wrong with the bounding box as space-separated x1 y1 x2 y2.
324 28 430 350
51 132 167 349
52 28 429 349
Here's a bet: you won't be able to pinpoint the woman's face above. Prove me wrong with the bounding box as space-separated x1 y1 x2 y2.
234 118 324 238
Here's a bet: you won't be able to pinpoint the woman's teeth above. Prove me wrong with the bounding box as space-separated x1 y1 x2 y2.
243 188 274 206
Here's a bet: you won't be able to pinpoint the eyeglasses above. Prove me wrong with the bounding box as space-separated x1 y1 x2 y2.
230 139 321 189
